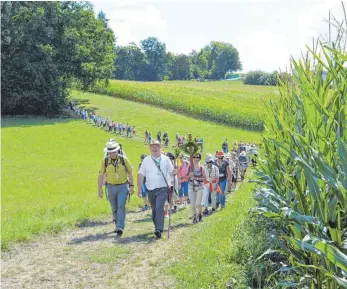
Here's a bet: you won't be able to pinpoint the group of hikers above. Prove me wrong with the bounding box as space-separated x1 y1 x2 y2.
70 102 206 150
98 137 257 239
70 102 136 138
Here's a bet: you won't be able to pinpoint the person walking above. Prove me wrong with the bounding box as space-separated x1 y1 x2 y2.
98 141 134 237
222 139 229 154
139 154 149 211
188 153 205 223
137 140 174 239
214 151 231 209
177 154 189 208
203 154 219 214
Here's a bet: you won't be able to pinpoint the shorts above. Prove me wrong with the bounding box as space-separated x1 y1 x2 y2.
178 181 189 197
141 184 147 198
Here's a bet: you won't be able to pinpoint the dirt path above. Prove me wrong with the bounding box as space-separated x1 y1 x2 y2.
1 206 192 289
2 176 247 289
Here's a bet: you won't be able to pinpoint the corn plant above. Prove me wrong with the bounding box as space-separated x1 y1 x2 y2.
253 19 347 288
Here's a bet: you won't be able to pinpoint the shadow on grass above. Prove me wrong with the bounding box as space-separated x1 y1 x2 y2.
132 217 152 223
1 117 76 128
68 231 116 245
115 232 156 244
76 219 113 228
71 98 99 114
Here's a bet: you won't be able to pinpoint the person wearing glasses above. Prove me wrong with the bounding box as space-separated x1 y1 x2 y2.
214 151 232 209
188 153 205 223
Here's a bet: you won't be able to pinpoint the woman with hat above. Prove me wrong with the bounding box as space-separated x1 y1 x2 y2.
188 153 205 223
203 154 219 214
214 150 231 209
98 141 134 237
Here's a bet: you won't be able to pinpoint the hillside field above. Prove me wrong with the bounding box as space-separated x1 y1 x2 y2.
89 80 274 131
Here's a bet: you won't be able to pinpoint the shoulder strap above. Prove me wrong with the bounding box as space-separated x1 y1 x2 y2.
104 157 109 170
152 157 169 187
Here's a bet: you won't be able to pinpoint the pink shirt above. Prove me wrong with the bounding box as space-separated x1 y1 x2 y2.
179 160 189 182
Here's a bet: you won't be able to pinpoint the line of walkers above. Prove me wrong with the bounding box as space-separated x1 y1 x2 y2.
70 101 136 138
98 138 253 239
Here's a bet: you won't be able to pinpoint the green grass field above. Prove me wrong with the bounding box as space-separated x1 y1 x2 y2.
89 80 274 130
2 91 261 249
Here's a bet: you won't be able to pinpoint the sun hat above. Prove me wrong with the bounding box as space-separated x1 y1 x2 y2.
149 140 162 146
225 152 231 158
106 141 120 153
205 154 214 163
216 150 224 158
240 151 247 156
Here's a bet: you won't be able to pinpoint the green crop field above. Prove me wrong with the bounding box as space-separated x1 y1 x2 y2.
2 93 261 249
89 80 274 131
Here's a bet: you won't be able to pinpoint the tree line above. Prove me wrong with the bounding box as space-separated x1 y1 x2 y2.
1 1 279 116
115 38 242 81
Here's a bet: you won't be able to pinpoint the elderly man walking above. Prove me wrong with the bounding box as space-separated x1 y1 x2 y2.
98 141 134 237
137 140 174 239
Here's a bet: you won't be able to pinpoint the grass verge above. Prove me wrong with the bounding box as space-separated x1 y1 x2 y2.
168 181 269 289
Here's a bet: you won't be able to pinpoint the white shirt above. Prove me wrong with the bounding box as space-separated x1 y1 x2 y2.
138 155 174 190
203 164 219 183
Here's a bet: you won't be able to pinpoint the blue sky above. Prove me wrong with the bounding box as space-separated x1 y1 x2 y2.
91 0 344 72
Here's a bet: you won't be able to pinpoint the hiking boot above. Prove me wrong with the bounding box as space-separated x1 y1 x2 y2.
154 230 162 239
115 228 123 237
216 203 220 209
198 214 203 222
203 208 208 215
212 208 216 213
142 205 148 211
171 206 178 213
192 216 197 224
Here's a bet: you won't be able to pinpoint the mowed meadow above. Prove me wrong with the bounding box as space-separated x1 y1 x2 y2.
89 79 274 131
2 82 264 249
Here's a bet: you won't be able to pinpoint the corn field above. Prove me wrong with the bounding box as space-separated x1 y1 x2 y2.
89 80 271 131
254 28 347 288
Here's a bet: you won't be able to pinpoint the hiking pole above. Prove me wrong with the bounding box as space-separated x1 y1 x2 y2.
168 187 172 239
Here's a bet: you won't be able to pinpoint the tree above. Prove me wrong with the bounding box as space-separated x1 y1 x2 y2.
115 44 146 80
140 37 167 81
1 1 115 115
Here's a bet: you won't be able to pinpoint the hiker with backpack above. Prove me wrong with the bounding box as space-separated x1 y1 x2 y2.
203 154 219 215
139 154 149 211
137 140 175 239
214 151 232 209
188 153 205 223
98 141 134 237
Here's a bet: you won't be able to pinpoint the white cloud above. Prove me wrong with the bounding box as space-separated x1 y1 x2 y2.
92 1 167 46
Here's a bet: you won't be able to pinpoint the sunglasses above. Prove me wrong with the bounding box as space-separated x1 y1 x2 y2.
218 157 224 159
193 156 200 159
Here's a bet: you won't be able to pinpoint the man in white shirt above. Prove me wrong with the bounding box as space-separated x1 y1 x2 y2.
137 140 174 239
